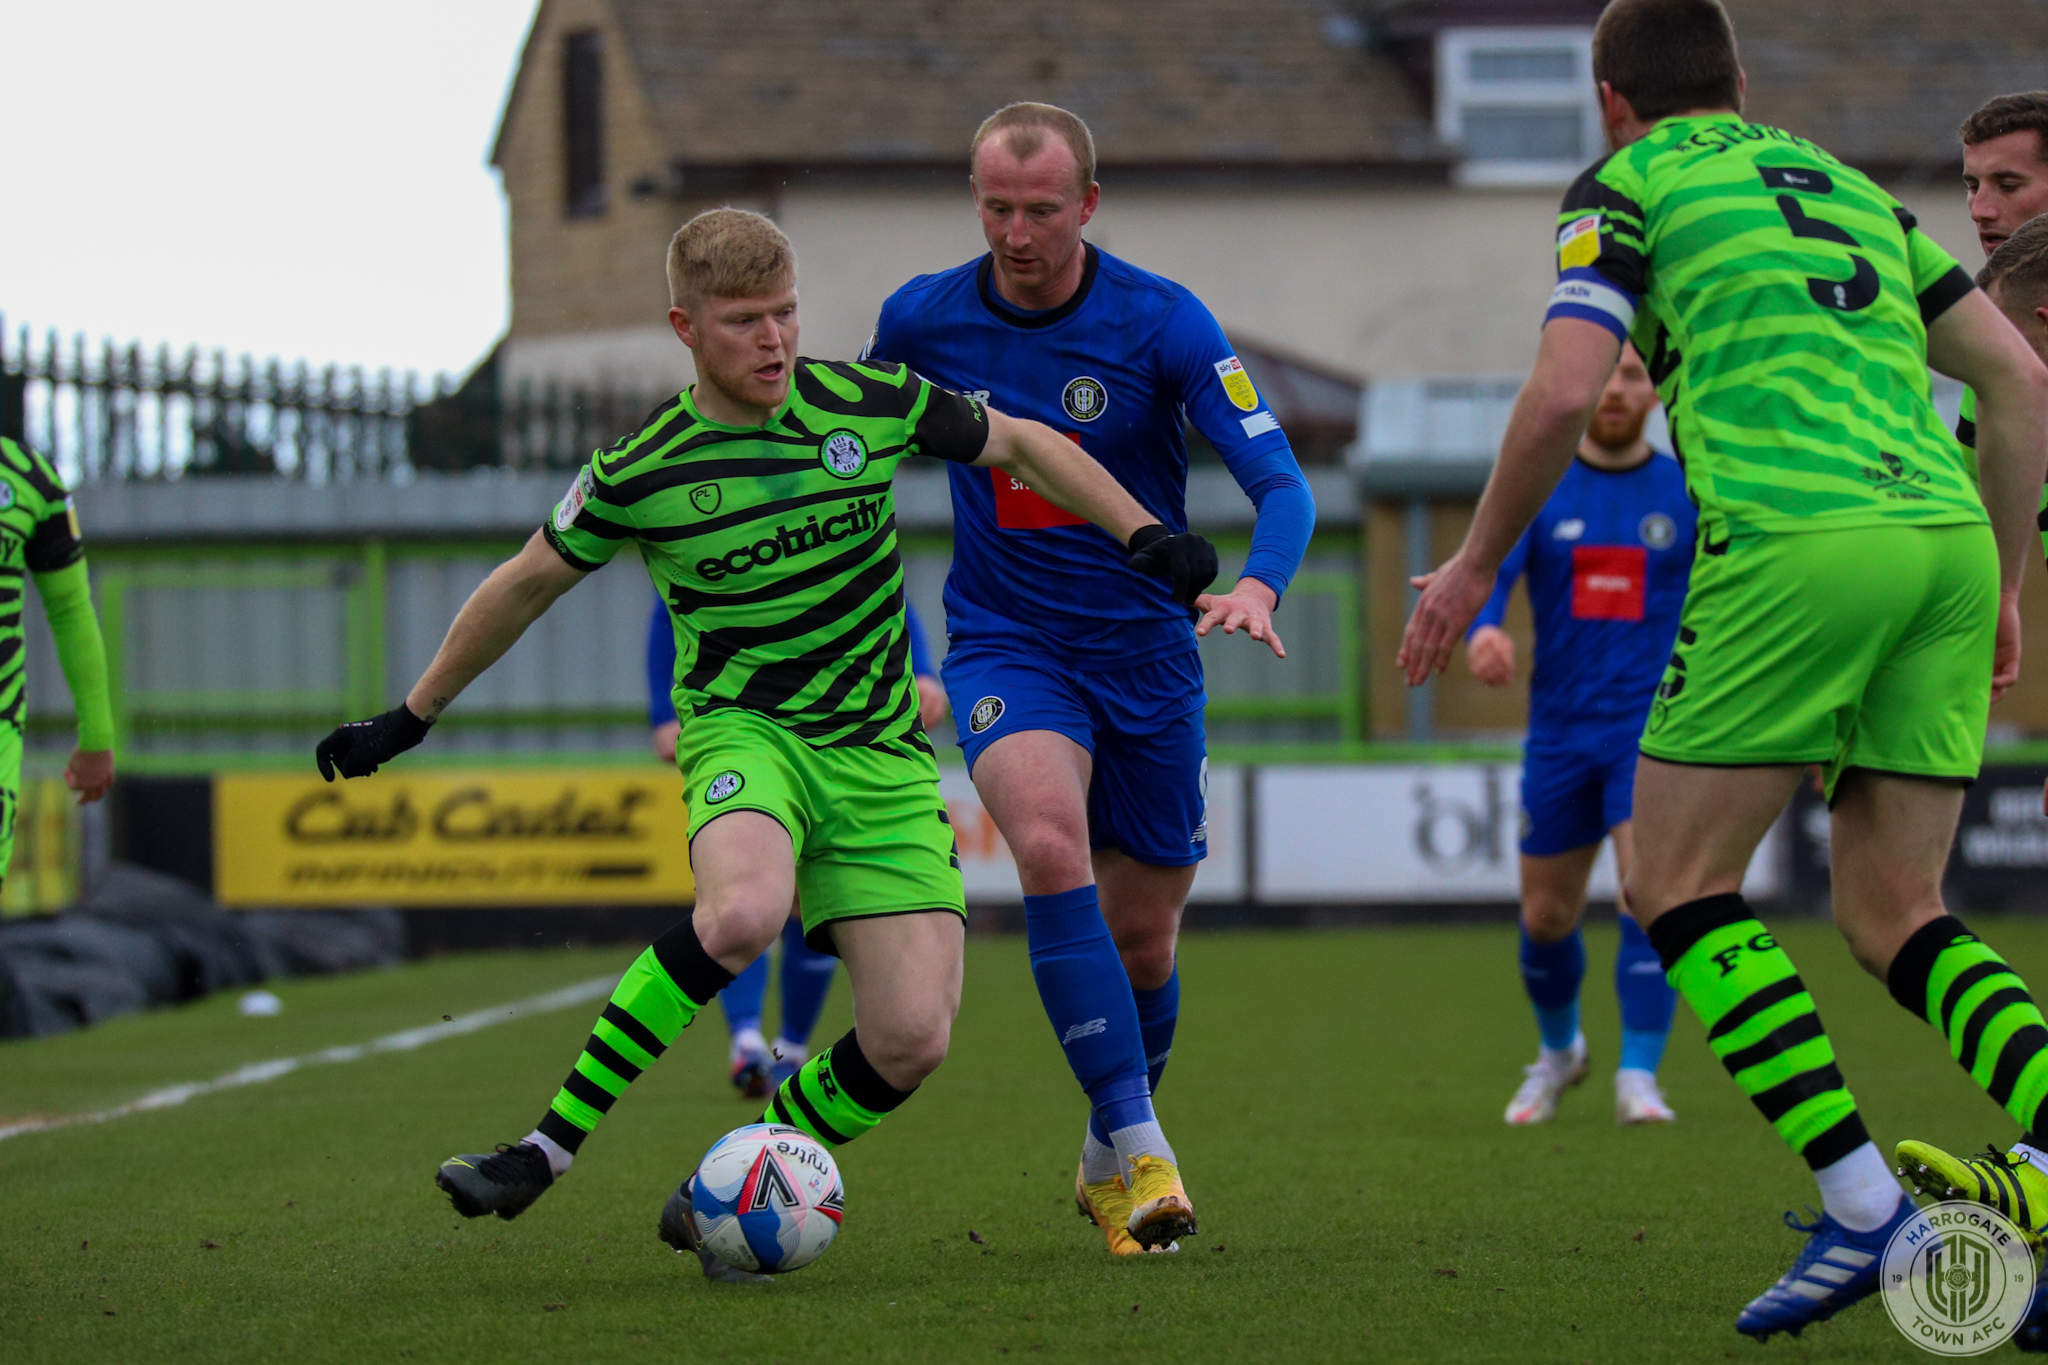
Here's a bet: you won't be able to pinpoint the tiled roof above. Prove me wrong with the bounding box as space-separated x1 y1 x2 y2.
503 1 2038 176
605 0 1445 166
1727 0 2048 172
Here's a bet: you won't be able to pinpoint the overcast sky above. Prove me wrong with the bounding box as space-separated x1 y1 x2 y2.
2 1 533 380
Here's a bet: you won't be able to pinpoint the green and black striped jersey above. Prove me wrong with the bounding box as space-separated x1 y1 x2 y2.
0 437 84 728
546 359 988 749
1550 113 1981 539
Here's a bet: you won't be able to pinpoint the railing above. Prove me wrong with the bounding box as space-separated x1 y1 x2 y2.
0 321 666 482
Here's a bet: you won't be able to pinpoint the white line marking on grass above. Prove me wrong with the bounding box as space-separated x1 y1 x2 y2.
0 974 616 1144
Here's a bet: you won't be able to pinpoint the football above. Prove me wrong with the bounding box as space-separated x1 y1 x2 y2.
685 1123 844 1273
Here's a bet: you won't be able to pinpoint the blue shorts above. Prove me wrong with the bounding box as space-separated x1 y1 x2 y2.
942 641 1208 868
1519 728 1640 857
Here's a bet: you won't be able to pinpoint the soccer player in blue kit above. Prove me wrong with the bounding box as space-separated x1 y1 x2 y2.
645 593 948 1099
865 102 1316 1254
1463 343 1692 1128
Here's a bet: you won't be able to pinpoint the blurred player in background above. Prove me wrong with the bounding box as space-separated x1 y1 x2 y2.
1948 94 2048 475
315 208 1219 1272
1400 0 2048 1341
1464 343 1689 1128
865 102 1315 1254
645 593 946 1097
0 437 116 866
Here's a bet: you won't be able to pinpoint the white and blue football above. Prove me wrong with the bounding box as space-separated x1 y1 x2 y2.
688 1123 844 1273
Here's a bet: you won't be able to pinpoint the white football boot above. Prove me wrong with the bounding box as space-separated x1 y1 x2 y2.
1503 1033 1589 1125
1614 1068 1676 1124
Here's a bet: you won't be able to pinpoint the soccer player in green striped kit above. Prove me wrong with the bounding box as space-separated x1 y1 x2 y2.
1400 0 2048 1341
313 209 1220 1270
0 436 116 874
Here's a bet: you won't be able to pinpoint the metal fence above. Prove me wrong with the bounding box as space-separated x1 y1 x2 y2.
0 321 666 482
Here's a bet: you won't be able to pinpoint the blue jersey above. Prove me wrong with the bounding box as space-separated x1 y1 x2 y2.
1472 452 1696 737
867 244 1314 666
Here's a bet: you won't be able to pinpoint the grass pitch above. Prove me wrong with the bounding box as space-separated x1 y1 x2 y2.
5 917 2041 1363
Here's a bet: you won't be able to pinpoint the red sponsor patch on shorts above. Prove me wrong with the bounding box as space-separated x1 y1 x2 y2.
1571 545 1646 620
989 435 1087 529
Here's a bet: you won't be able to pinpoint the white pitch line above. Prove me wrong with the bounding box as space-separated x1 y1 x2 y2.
0 973 617 1144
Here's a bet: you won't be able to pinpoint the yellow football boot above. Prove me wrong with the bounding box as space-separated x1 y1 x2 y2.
1074 1164 1148 1256
1896 1139 2048 1240
1125 1153 1198 1250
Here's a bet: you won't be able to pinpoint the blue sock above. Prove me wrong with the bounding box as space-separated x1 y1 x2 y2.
1025 886 1153 1134
1519 925 1585 1053
720 951 769 1036
1614 915 1676 1073
775 915 836 1047
1135 964 1179 1095
1090 962 1181 1147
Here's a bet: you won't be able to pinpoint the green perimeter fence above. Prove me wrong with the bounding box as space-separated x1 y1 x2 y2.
25 531 1385 775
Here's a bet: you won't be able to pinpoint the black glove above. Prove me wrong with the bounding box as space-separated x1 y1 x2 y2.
1126 523 1219 606
316 704 433 781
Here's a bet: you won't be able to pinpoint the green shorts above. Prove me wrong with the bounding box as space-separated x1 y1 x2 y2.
1640 521 1996 795
675 710 964 952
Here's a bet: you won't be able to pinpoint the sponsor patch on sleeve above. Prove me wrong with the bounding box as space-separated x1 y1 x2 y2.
1239 411 1281 438
1557 213 1602 271
62 496 79 540
1213 356 1259 412
553 467 594 533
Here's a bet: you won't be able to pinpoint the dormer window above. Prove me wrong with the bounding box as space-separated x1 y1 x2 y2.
1436 28 1600 187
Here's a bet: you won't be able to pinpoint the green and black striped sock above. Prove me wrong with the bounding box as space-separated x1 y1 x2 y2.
763 1029 914 1148
536 921 735 1156
1648 893 1870 1169
1888 916 2048 1147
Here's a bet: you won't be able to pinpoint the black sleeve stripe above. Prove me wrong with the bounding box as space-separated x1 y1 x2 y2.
1957 415 1978 450
541 522 604 572
1560 157 1643 222
909 387 991 465
23 514 83 574
572 507 635 540
1919 265 1975 326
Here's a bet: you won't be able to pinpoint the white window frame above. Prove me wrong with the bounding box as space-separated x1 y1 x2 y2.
1436 26 1600 188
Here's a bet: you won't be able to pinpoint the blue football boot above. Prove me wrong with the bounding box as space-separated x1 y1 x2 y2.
1735 1195 1916 1340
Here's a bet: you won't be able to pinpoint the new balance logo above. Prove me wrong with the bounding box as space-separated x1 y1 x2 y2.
1061 1018 1109 1045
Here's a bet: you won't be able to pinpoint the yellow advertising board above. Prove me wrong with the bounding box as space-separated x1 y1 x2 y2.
0 776 80 917
214 770 695 907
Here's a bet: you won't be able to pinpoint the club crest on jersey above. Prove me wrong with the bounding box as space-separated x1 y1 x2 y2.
553 467 594 533
1639 513 1677 549
690 484 722 515
704 771 744 805
1212 356 1259 412
968 696 1005 735
1061 377 1108 423
820 430 869 479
